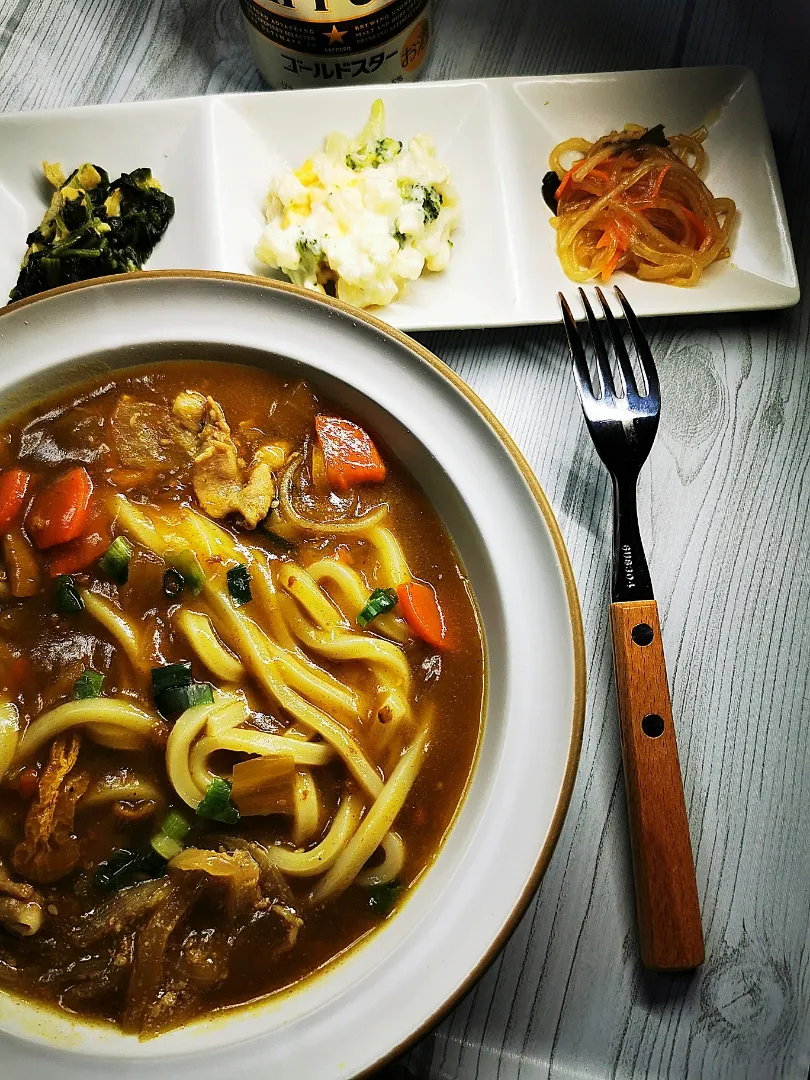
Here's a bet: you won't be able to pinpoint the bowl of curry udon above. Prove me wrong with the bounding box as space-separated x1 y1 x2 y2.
0 271 584 1079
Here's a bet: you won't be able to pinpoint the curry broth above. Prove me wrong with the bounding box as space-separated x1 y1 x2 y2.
0 361 484 1030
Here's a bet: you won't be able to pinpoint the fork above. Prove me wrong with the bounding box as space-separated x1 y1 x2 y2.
559 286 704 972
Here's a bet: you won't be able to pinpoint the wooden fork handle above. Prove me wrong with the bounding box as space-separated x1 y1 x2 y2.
610 599 704 971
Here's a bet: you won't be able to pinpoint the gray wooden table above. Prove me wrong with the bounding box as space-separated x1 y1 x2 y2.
1 1 809 1077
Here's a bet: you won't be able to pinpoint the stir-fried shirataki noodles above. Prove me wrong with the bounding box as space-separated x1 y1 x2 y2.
545 123 737 286
0 362 484 1036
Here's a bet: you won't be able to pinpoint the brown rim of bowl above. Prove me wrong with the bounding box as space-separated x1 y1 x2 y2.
2 269 586 1075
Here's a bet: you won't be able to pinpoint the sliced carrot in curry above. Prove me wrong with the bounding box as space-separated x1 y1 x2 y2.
47 530 108 577
47 501 112 577
0 469 31 529
27 466 93 550
314 415 386 492
396 580 449 650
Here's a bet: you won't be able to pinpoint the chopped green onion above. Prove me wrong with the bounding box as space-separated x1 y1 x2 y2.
55 574 83 615
149 831 183 861
165 549 205 596
226 564 252 607
151 661 192 698
162 567 185 599
155 681 214 719
98 536 133 584
357 588 398 628
72 669 104 700
158 808 192 843
367 881 402 915
149 808 192 861
93 848 166 892
196 777 240 824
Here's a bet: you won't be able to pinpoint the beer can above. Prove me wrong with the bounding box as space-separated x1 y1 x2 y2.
240 0 432 90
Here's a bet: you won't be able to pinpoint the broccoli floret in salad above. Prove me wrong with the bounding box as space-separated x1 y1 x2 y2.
421 185 444 223
399 181 444 224
342 99 403 171
296 236 322 259
346 138 403 171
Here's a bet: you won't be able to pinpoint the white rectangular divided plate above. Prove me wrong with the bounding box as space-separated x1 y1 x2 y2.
0 66 799 331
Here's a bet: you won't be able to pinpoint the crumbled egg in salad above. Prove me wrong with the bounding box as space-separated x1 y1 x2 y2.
255 100 460 309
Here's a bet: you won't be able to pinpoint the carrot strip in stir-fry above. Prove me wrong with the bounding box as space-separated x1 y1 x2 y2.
680 205 709 247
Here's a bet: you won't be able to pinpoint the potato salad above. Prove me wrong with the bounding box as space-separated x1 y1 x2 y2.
255 100 460 309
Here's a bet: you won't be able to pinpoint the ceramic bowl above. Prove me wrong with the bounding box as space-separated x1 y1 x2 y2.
0 272 584 1079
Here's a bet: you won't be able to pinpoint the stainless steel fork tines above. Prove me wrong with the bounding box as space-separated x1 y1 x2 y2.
559 286 659 604
559 286 704 973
